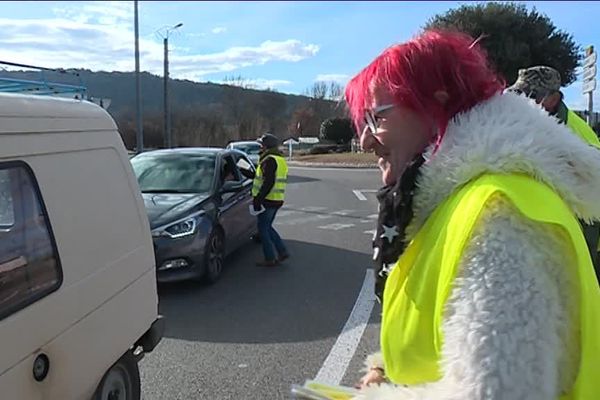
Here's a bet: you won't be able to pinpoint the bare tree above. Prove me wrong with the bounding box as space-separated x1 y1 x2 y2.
304 81 344 101
328 81 344 101
222 74 257 90
298 81 349 134
306 81 329 100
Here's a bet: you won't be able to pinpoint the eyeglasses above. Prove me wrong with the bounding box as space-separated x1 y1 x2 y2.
364 104 396 135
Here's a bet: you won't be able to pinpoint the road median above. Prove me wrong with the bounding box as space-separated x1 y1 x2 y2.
287 152 379 169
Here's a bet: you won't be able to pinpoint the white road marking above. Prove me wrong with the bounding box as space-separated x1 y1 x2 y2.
276 214 332 226
330 209 355 216
352 190 367 201
368 214 378 219
299 206 328 212
315 269 376 385
352 189 378 201
364 230 376 236
318 223 355 231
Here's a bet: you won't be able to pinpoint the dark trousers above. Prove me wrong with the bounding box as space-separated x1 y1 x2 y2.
257 206 287 261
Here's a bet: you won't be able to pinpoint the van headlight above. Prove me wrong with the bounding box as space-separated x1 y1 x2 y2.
152 216 199 239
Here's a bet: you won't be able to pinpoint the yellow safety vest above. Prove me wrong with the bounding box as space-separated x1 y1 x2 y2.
567 109 600 148
251 154 288 201
564 110 600 254
381 173 600 399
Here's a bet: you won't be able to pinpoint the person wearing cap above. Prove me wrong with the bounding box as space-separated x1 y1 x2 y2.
508 66 600 283
508 65 600 147
239 133 290 267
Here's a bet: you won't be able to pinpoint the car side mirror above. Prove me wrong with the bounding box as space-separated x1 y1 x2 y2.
221 181 243 193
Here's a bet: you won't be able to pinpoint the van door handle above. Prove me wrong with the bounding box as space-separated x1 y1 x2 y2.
33 353 50 382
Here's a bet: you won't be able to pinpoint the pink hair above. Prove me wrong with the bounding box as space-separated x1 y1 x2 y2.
345 30 505 144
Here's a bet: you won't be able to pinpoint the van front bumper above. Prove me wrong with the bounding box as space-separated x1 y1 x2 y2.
136 315 165 354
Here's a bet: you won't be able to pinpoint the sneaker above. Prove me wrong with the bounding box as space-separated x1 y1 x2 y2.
278 253 290 262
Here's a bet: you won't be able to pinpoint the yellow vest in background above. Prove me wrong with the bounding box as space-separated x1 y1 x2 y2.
251 154 288 201
567 109 600 148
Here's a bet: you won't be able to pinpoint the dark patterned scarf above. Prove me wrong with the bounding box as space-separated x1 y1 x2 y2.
372 154 425 304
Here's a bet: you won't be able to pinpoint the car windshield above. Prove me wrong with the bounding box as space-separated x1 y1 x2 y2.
131 152 216 194
232 143 261 155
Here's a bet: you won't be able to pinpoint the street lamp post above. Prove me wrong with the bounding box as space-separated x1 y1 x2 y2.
134 0 143 154
161 23 183 149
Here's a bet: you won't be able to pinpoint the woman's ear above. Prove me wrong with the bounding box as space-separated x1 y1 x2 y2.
434 90 449 105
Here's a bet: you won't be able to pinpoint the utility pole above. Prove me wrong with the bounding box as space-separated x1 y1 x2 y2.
134 0 143 154
161 23 182 149
163 36 169 148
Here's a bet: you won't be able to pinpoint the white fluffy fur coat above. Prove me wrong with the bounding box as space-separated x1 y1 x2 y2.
357 92 600 400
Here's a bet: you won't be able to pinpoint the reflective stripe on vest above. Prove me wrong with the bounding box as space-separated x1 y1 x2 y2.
567 109 600 148
381 173 600 399
251 155 288 201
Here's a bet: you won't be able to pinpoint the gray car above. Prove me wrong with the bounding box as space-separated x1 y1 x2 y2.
226 141 262 166
131 148 257 284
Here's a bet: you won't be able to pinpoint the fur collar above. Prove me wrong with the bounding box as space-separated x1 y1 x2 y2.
408 91 600 239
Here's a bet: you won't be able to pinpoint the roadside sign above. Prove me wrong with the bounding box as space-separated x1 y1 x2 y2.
583 78 596 94
583 52 597 69
583 46 596 98
583 64 597 82
283 137 299 160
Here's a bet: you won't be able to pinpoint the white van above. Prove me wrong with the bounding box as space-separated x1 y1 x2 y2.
0 93 163 399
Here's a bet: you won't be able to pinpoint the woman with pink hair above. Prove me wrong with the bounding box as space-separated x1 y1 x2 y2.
347 30 600 399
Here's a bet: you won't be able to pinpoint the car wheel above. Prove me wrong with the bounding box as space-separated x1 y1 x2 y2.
93 351 140 400
204 228 225 284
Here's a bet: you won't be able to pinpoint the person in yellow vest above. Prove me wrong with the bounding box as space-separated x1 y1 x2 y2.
508 65 600 148
246 133 289 267
507 66 600 283
342 30 600 399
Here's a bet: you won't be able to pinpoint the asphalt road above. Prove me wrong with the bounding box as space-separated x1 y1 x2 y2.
140 166 384 400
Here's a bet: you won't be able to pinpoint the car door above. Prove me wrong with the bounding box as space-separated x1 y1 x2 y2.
216 154 249 251
231 152 256 238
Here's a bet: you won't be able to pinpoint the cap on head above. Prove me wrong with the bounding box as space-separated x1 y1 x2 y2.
507 66 562 98
257 133 280 149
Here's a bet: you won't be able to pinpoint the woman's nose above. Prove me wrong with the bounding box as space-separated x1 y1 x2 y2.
359 127 377 152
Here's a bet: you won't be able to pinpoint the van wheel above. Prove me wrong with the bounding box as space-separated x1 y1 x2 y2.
204 228 224 284
94 351 140 400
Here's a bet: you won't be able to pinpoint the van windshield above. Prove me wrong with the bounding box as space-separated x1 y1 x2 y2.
131 152 216 194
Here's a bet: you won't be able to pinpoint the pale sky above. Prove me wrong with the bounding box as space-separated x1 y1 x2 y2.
0 1 597 110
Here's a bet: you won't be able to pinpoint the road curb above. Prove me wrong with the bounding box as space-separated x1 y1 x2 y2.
288 161 378 169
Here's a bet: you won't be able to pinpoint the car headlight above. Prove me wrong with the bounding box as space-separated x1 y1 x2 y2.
152 215 200 239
